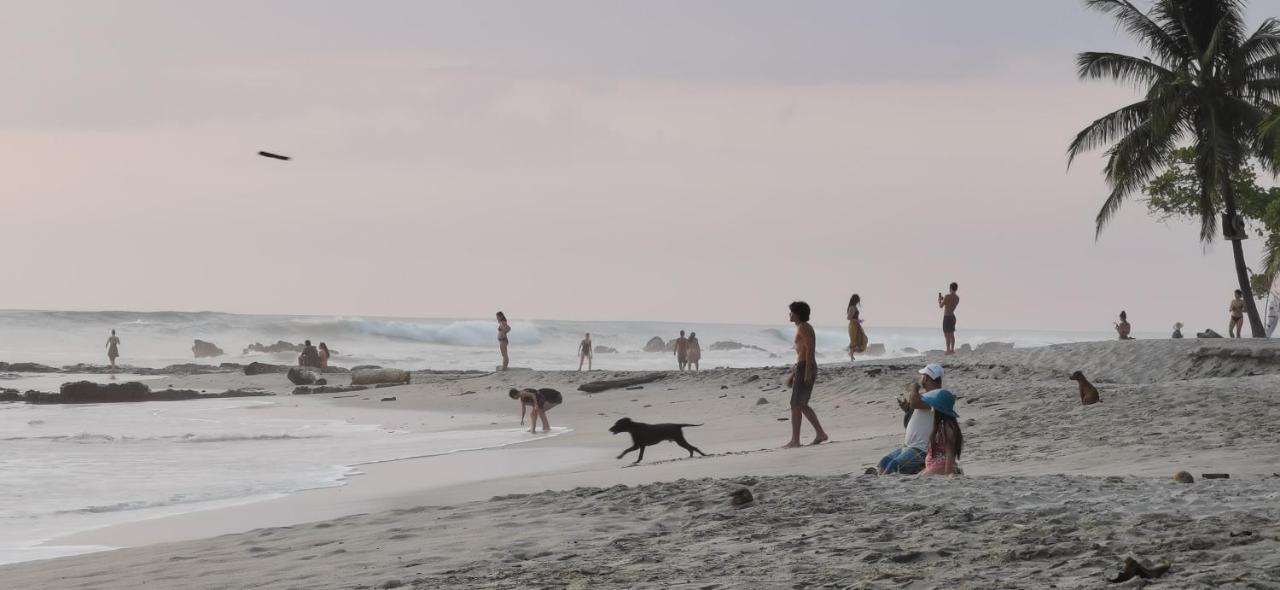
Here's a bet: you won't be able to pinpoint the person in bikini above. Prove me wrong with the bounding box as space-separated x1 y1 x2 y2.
784 301 828 448
496 312 511 370
1229 290 1245 338
939 283 959 355
578 333 593 371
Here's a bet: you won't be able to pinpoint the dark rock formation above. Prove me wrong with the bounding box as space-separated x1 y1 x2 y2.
643 337 667 353
1197 329 1224 338
244 362 290 376
578 373 666 394
11 383 273 404
293 385 368 395
0 362 60 373
287 367 325 386
191 340 225 358
710 341 768 352
243 340 305 355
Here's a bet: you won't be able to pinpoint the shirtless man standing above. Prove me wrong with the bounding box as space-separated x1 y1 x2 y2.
784 301 828 448
938 283 960 355
674 330 689 371
1229 290 1245 338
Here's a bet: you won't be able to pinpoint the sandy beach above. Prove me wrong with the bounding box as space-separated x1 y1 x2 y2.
0 338 1276 588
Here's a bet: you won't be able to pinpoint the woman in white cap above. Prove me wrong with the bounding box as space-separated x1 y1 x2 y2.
921 387 963 477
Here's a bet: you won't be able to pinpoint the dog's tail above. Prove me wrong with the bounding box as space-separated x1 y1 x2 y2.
676 423 704 428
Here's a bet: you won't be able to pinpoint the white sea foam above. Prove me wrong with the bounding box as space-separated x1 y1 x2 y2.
0 397 566 564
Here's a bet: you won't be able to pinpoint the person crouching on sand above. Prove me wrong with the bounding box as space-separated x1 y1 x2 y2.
578 333 593 371
510 388 561 433
877 363 942 475
1115 311 1133 340
496 312 511 370
920 388 963 477
784 301 828 448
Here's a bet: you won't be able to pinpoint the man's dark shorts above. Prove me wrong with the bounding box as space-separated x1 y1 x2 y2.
943 314 957 334
791 362 815 407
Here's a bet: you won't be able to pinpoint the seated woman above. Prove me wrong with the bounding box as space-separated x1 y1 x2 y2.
920 389 962 477
509 388 562 434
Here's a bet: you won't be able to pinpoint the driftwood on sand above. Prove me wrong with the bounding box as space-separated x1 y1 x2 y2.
577 373 666 394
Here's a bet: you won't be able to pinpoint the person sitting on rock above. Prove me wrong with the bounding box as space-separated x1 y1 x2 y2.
298 340 322 368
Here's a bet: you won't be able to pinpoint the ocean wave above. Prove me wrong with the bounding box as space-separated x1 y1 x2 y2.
3 433 325 444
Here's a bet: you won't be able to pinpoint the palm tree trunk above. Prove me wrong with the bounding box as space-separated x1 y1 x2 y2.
1223 181 1266 337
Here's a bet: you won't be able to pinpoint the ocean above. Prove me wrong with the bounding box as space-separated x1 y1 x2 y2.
0 309 1121 374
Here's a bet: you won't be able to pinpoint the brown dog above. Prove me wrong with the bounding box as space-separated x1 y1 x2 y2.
1069 371 1101 405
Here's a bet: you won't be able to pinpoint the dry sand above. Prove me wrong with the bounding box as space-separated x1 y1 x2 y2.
4 339 1280 588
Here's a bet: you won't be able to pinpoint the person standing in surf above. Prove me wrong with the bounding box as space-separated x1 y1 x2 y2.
496 312 511 371
578 333 593 371
938 283 959 355
318 342 332 368
674 330 689 371
847 293 866 361
784 301 828 448
105 329 121 371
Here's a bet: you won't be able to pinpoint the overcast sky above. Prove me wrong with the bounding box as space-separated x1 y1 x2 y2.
0 1 1275 332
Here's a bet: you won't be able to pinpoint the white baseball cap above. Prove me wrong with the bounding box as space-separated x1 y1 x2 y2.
918 363 944 380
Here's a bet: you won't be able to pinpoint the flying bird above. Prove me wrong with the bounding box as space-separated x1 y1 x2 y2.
258 151 291 161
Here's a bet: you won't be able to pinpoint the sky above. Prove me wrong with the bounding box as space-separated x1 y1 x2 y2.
0 0 1276 333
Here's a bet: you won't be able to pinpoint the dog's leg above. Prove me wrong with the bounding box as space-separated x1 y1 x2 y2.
634 446 645 463
675 434 706 457
617 445 639 460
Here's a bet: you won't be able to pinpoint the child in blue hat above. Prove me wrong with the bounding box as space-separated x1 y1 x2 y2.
921 387 963 476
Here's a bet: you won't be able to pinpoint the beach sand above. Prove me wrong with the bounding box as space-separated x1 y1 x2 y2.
4 339 1280 588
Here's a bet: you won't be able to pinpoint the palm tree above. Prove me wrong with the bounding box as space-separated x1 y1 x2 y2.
1068 0 1280 337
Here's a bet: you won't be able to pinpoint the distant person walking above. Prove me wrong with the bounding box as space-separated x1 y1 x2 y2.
318 342 331 368
674 330 690 371
496 312 511 370
298 340 322 368
784 301 828 449
687 332 702 371
847 293 866 361
578 333 593 371
1229 290 1245 338
1115 311 1133 340
939 283 960 355
105 329 121 370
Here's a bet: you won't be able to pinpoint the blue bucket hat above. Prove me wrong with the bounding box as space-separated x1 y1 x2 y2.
922 389 958 418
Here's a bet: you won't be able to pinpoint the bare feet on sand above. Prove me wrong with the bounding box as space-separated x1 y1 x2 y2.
782 441 802 449
810 434 829 445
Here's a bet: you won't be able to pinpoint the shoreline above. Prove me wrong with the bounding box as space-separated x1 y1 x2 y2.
4 338 1280 587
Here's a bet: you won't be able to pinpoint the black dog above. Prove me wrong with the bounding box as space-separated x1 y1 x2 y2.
608 417 706 463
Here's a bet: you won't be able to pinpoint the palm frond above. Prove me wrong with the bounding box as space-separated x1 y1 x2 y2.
1067 100 1155 166
1094 114 1183 238
1085 0 1190 65
1077 52 1175 86
1240 18 1280 65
